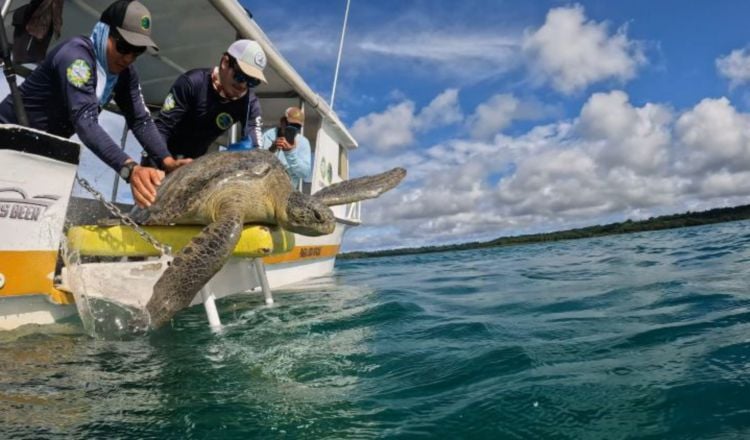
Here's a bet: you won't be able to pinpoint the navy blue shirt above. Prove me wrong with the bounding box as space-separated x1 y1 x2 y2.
154 68 262 159
0 36 170 171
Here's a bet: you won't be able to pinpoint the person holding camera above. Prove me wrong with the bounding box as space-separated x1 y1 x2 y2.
259 107 312 189
146 39 267 165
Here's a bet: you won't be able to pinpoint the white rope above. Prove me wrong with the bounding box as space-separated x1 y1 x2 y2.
330 0 351 110
0 0 13 19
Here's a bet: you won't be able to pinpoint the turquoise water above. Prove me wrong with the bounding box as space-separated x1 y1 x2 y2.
4 221 750 438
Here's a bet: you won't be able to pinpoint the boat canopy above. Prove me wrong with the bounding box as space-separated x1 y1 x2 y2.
3 0 358 149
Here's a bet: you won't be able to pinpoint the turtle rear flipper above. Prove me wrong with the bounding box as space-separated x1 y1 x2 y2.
312 167 406 206
145 208 243 329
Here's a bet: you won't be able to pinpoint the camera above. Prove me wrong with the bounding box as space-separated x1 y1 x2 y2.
276 125 299 144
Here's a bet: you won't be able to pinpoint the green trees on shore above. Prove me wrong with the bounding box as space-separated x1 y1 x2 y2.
340 204 750 260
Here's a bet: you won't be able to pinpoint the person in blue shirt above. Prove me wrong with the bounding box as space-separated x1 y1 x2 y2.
147 39 266 164
0 0 190 207
259 107 312 189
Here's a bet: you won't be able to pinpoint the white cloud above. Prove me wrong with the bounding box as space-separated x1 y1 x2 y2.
357 34 521 81
414 89 462 130
346 90 750 252
467 93 554 140
349 101 416 153
674 97 750 174
351 90 555 156
522 4 646 94
350 89 463 153
358 34 518 63
577 90 672 173
699 170 750 198
716 49 750 88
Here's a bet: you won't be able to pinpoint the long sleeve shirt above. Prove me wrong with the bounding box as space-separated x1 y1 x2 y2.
260 127 312 189
154 68 262 159
0 35 170 171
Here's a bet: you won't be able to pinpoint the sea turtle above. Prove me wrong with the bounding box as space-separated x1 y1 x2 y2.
132 149 406 328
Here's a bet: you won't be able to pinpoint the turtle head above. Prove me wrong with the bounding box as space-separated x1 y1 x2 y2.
282 192 336 236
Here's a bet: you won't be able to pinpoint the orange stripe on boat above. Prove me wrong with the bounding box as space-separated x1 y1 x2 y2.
0 251 73 304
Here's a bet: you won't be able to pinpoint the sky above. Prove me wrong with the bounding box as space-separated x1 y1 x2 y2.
241 0 750 252
7 1 750 253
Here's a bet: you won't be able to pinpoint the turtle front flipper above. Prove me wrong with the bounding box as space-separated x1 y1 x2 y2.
145 208 243 329
312 167 406 206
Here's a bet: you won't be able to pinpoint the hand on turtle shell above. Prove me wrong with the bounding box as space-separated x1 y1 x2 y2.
162 156 193 173
130 165 165 208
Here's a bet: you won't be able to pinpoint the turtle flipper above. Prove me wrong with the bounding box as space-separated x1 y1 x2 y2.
145 209 243 328
312 167 406 206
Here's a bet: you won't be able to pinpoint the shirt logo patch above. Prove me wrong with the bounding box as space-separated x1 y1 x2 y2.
162 93 175 112
216 112 234 130
66 59 91 88
254 51 266 69
141 16 151 30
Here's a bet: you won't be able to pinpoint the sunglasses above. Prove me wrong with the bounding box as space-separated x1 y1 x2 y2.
227 57 261 88
111 31 146 56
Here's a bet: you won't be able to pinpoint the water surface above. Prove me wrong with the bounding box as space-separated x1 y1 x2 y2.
3 221 750 438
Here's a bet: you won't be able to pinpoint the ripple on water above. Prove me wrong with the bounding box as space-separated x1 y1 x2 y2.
5 221 750 438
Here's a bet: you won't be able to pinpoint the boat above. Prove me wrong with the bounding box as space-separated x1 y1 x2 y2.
0 0 361 331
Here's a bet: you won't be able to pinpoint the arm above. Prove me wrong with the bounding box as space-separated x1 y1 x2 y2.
58 52 163 207
283 134 312 182
58 52 130 171
260 127 275 150
113 67 173 169
242 95 263 148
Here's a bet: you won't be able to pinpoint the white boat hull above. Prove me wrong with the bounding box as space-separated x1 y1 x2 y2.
0 127 81 330
0 296 77 330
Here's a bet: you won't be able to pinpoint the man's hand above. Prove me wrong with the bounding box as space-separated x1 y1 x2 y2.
162 156 193 173
130 165 165 208
274 137 296 152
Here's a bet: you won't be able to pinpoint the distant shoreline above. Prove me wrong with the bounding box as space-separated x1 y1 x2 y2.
339 204 750 260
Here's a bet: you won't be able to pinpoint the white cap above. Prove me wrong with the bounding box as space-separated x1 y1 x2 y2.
227 39 267 84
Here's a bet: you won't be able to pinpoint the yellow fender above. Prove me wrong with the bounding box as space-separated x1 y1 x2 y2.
66 224 295 258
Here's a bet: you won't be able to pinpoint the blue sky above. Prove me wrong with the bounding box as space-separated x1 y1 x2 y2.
239 1 750 251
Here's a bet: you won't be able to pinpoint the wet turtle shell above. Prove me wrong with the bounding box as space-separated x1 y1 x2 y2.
137 149 406 328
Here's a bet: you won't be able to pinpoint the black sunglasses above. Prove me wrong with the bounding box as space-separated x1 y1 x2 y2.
111 31 146 56
227 56 261 88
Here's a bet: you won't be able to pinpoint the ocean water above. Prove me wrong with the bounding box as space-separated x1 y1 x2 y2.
4 221 750 439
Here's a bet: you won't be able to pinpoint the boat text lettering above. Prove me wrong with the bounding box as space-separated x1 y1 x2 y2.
299 247 322 258
0 203 42 221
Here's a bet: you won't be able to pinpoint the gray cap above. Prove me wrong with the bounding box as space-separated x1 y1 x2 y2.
227 39 267 83
101 0 158 51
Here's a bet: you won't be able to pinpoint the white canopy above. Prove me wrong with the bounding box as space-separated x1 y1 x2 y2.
5 0 358 148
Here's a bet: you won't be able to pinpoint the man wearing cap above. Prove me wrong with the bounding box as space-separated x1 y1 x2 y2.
0 0 189 208
150 39 267 163
259 106 312 189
